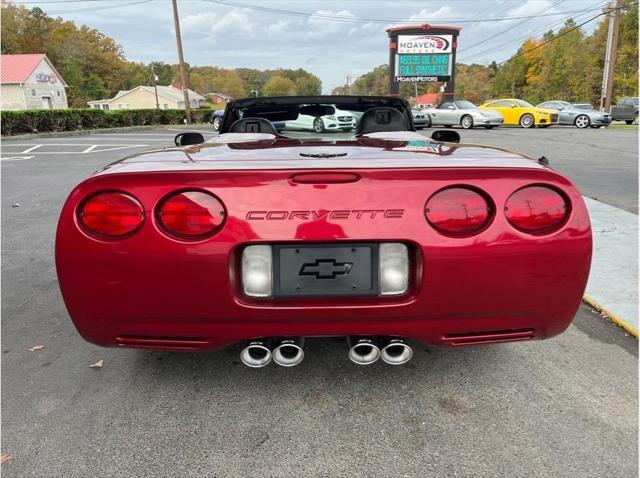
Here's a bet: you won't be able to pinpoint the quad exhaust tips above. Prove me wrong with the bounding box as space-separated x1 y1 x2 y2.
347 336 381 365
240 338 305 367
380 337 413 365
240 339 273 368
241 336 412 367
272 338 305 367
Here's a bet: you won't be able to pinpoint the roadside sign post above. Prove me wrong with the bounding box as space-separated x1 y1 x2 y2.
387 24 461 101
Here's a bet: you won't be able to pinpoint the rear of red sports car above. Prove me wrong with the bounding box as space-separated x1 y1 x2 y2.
55 96 592 367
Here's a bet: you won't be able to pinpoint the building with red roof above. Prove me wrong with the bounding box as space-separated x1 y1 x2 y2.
409 93 441 108
1 54 68 110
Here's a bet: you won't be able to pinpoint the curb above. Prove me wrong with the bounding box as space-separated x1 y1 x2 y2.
583 294 639 337
2 124 210 140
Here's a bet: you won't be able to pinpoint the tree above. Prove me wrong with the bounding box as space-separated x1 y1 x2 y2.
263 75 295 96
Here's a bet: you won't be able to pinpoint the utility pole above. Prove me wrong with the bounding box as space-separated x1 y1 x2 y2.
346 75 351 95
151 64 160 110
600 0 622 112
172 0 192 124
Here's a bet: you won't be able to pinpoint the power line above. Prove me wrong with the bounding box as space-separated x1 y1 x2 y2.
458 0 565 53
206 0 621 24
458 0 610 62
45 0 153 13
496 2 637 67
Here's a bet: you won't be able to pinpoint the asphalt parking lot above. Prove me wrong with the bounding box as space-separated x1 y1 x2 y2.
1 126 638 477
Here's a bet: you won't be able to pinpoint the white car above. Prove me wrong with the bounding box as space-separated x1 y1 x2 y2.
426 100 504 129
283 105 357 133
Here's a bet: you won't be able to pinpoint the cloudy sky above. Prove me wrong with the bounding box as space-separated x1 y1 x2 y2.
17 0 608 91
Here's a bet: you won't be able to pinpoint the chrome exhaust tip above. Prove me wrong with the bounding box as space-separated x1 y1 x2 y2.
240 339 272 368
347 336 380 365
272 338 305 367
380 337 413 365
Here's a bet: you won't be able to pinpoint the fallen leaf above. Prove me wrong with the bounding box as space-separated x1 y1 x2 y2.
89 359 104 369
28 345 45 352
1 454 11 464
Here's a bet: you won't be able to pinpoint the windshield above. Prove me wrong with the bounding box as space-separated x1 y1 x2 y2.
515 99 534 108
221 96 413 139
454 100 477 109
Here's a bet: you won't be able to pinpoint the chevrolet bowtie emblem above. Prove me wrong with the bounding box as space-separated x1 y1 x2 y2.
299 259 353 279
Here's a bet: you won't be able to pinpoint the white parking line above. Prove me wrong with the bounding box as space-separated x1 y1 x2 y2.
21 145 42 154
3 144 148 153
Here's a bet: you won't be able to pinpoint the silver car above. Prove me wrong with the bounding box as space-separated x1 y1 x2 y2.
412 109 430 129
537 101 611 128
425 100 504 129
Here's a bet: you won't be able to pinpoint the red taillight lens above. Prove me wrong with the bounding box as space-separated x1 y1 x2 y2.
157 190 225 239
78 192 144 238
505 185 569 234
425 187 492 236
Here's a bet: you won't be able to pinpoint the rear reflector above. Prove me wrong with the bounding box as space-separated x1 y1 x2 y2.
505 185 569 234
442 329 534 346
78 192 144 238
425 187 492 236
116 336 209 351
157 190 225 239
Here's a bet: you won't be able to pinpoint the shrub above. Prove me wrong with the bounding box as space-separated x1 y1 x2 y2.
0 108 214 136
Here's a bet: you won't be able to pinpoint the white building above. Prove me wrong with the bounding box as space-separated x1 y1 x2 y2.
1 54 68 110
88 85 205 111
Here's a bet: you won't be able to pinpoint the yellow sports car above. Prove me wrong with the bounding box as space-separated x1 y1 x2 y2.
480 99 558 128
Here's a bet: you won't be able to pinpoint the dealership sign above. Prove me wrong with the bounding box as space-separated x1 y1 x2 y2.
398 35 452 54
387 25 460 94
394 34 454 82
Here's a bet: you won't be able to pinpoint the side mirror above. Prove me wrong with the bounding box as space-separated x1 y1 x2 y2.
557 107 564 111
511 104 516 108
175 132 204 146
447 105 456 110
431 130 460 143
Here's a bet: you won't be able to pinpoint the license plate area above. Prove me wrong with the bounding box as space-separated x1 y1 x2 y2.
273 243 379 298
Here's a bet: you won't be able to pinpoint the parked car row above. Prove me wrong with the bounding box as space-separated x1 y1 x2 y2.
210 96 637 132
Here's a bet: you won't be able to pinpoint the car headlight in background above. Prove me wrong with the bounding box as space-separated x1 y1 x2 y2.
326 115 337 120
242 245 272 297
379 243 409 295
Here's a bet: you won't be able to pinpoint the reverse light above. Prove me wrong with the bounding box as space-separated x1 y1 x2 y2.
379 243 409 295
425 187 493 236
157 190 225 239
505 185 569 234
242 245 273 297
78 191 144 238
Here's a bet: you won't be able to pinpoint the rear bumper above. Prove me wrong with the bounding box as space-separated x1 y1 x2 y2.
56 169 592 351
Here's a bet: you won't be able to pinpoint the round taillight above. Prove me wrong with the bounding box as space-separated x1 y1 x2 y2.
425 187 493 236
157 190 225 239
505 185 569 234
78 192 144 238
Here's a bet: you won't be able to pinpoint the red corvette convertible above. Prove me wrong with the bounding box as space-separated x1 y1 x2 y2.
56 96 592 367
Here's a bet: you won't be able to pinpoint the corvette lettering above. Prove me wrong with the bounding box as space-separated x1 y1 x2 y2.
246 209 404 220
